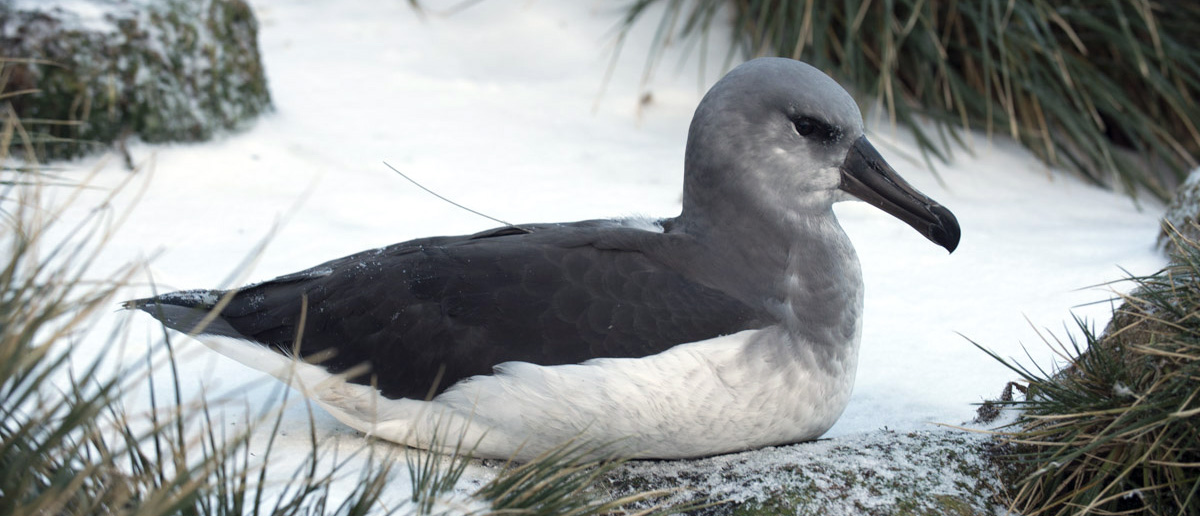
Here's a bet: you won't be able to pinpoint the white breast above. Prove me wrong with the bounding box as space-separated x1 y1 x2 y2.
197 326 859 461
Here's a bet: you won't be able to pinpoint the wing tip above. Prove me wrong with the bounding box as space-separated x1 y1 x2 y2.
124 289 248 340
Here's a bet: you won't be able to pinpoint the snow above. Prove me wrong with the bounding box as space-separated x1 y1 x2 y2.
16 0 1166 510
5 0 143 33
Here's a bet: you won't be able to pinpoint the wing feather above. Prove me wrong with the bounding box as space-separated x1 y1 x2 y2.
139 221 767 400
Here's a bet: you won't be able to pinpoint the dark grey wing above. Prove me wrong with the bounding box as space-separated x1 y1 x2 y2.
132 222 768 400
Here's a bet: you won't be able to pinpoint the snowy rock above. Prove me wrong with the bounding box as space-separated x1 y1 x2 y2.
1 0 270 162
1158 167 1200 252
606 428 1006 515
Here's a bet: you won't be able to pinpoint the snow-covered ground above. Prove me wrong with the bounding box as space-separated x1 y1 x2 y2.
27 0 1166 508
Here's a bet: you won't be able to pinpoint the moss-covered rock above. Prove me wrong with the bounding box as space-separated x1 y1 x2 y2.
605 428 1005 515
0 0 271 162
1160 168 1200 253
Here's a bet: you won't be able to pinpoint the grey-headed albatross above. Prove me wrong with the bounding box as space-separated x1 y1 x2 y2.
127 58 960 460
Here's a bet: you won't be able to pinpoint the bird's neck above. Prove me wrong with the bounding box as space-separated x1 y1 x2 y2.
673 201 864 351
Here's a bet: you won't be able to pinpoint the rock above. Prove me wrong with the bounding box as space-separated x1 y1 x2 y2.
1159 167 1200 253
1 0 271 162
607 428 1005 516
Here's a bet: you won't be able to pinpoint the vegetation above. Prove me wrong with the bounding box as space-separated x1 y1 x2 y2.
0 97 399 514
615 0 1200 200
978 225 1200 515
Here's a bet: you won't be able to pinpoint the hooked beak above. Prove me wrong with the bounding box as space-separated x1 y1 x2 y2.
838 137 960 253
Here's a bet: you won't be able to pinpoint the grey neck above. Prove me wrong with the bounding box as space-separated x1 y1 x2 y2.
671 194 863 352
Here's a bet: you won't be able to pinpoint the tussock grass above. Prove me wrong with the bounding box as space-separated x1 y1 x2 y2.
0 100 400 514
978 225 1200 515
616 0 1200 200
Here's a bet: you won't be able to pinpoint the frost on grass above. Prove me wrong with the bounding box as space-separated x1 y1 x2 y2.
607 427 1005 516
1 0 271 162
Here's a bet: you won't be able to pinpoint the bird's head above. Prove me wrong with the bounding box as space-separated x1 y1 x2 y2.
683 58 960 253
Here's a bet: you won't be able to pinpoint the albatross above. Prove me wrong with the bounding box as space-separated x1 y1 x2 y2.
127 58 960 460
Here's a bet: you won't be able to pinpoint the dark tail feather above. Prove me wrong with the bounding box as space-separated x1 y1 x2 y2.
123 289 248 339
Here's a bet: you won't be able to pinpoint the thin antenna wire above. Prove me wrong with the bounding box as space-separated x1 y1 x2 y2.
383 161 522 230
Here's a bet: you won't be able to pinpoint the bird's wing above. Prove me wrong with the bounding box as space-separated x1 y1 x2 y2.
136 221 768 400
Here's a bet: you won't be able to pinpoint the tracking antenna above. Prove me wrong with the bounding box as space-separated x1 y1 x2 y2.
383 161 529 232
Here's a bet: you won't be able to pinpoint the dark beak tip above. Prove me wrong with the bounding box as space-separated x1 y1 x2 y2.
939 230 960 254
931 207 961 254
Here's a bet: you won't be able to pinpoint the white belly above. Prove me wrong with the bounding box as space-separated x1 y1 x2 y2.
197 327 858 460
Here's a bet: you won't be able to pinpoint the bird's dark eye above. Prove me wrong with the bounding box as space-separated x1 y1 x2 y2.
794 119 815 137
791 116 840 144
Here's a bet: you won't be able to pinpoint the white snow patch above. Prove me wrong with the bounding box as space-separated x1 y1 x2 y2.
160 289 221 306
619 215 665 233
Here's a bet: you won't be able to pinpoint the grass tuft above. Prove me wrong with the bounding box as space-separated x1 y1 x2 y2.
476 439 676 515
977 224 1200 515
0 99 398 515
404 426 682 514
615 0 1200 200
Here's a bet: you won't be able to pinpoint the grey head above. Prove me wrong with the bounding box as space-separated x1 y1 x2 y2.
680 57 959 252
